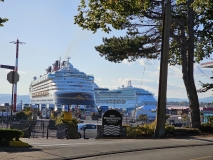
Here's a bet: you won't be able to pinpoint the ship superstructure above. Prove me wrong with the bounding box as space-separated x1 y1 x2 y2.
94 80 156 109
29 57 95 111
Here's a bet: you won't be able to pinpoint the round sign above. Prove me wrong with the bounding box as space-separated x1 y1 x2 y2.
7 71 19 84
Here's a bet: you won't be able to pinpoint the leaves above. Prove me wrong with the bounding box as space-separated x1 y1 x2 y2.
0 0 8 26
197 81 213 93
96 36 160 62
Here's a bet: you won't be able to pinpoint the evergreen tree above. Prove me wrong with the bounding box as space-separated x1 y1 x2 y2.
74 0 213 128
0 0 8 27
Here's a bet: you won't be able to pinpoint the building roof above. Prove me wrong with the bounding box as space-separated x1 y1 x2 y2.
200 61 213 68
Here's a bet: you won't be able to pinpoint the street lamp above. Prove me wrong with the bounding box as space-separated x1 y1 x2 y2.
21 100 22 110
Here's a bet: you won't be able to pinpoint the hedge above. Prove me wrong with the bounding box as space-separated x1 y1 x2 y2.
200 124 213 132
0 129 24 141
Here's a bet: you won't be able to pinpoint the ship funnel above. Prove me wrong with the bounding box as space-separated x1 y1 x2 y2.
127 80 132 87
52 60 59 71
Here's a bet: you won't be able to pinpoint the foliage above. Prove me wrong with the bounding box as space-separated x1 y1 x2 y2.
138 114 148 122
23 107 32 116
16 111 27 121
0 0 8 27
176 127 200 135
16 107 32 121
206 115 213 126
198 81 213 93
126 120 156 138
199 124 213 132
74 0 213 128
166 114 170 120
0 129 23 141
182 113 188 122
90 112 98 118
50 111 58 120
55 112 79 126
165 125 175 134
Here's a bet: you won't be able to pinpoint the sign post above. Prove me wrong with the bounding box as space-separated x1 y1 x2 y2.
7 71 19 128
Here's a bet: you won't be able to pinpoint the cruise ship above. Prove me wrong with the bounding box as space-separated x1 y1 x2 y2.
29 57 95 111
94 80 157 110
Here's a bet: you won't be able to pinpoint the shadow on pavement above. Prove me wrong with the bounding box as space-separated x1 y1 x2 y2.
0 147 41 153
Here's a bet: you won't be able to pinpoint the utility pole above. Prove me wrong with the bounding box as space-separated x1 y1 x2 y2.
10 39 25 112
154 0 171 138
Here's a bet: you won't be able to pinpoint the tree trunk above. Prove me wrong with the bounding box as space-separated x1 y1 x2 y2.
181 0 200 128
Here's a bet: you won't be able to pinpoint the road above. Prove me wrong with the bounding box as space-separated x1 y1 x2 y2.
76 145 213 160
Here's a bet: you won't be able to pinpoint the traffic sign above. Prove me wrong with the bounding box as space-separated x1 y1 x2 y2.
7 71 19 84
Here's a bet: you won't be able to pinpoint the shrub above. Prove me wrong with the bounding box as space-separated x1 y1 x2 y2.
175 127 200 135
55 112 79 126
16 111 27 121
165 125 175 134
200 124 213 132
91 112 98 118
126 121 156 138
0 129 23 141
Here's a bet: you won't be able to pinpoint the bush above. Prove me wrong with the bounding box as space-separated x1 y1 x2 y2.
55 112 79 126
91 112 98 118
0 129 23 142
126 121 156 138
175 127 200 135
16 111 27 121
200 124 213 132
165 125 175 134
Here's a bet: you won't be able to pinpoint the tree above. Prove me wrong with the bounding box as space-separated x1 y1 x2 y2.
138 114 148 123
198 81 213 93
0 0 8 27
74 0 213 128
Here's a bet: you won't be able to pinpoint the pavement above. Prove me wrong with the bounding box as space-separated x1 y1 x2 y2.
1 136 213 160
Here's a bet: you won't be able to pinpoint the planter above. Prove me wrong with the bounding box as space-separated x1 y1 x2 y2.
57 124 67 139
11 123 31 138
67 125 78 139
56 124 78 139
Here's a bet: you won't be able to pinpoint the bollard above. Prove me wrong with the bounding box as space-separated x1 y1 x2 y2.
28 124 30 139
66 125 68 140
47 127 48 139
83 125 86 139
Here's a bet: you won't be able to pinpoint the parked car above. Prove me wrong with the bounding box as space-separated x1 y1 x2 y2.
171 123 182 127
77 123 97 138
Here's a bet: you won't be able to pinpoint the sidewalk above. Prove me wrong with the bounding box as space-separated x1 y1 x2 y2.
1 136 213 160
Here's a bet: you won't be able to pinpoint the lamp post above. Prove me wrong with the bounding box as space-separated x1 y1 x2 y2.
21 100 22 110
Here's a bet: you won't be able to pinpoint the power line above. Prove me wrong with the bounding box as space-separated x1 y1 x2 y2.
195 63 213 81
140 60 147 88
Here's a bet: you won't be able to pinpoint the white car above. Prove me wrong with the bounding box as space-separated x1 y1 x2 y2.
77 123 97 139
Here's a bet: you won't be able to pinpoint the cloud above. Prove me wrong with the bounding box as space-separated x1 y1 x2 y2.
146 70 159 77
168 83 185 89
137 59 152 66
194 64 213 78
122 59 133 65
18 71 27 74
168 68 182 78
95 78 102 81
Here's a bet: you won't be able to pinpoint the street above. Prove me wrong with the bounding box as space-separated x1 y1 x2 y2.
77 145 213 160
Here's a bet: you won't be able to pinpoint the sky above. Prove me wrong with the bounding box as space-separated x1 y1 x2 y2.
0 0 213 99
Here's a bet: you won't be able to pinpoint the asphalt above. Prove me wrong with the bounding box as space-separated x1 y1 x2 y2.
1 136 213 160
